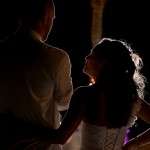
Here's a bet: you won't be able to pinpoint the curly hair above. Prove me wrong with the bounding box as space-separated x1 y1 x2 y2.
93 38 146 127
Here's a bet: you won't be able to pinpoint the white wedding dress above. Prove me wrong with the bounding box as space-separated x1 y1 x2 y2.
68 98 141 150
80 122 128 150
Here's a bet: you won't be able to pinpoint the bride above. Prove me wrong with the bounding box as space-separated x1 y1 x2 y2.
45 38 146 150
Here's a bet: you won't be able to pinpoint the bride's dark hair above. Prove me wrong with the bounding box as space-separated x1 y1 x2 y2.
93 38 145 128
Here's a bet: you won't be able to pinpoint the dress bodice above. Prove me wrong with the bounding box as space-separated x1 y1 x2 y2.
80 97 142 150
81 122 127 150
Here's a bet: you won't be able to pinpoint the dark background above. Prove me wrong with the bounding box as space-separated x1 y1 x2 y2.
47 0 92 89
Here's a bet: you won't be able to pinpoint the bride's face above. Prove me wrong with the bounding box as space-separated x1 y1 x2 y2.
83 51 104 81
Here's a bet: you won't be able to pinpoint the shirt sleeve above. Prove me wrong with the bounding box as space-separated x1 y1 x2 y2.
54 53 73 111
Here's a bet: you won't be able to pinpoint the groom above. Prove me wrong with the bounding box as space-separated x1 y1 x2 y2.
0 0 73 149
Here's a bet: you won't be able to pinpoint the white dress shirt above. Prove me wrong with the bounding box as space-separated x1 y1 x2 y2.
0 29 73 149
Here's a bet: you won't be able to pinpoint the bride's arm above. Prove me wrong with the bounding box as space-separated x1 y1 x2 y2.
123 99 150 150
137 99 150 124
49 88 85 144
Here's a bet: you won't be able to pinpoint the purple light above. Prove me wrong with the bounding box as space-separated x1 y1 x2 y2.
124 129 130 145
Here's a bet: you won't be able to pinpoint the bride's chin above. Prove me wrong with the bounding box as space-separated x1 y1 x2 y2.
83 69 90 76
83 67 87 73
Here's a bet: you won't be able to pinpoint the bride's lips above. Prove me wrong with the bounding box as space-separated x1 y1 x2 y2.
84 62 87 67
85 60 89 66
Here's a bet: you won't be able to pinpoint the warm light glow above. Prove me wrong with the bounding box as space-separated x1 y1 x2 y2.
89 77 95 85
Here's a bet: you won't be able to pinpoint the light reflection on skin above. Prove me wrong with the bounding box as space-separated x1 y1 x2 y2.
89 77 95 86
